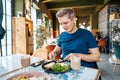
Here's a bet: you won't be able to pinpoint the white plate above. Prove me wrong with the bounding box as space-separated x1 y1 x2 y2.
7 71 51 80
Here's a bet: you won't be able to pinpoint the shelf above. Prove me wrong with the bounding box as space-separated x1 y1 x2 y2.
12 17 33 55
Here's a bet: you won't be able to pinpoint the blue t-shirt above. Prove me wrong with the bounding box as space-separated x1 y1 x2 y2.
57 28 98 69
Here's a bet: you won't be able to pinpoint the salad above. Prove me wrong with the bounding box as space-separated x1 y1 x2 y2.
43 61 70 73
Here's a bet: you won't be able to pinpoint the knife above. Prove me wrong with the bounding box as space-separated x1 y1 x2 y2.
30 60 45 67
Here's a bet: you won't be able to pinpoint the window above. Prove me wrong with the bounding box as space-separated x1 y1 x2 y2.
31 7 37 50
1 0 12 56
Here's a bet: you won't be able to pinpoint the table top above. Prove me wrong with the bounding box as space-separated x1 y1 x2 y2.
0 54 100 80
0 54 44 76
32 66 100 80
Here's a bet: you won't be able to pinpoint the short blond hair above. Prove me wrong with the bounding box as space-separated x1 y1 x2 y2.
56 8 75 19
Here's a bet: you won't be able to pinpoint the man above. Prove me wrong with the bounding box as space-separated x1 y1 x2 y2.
49 8 101 72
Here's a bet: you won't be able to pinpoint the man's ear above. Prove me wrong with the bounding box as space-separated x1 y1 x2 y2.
75 17 77 21
73 17 77 23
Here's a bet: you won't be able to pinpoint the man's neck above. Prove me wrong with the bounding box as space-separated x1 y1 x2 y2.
69 27 78 34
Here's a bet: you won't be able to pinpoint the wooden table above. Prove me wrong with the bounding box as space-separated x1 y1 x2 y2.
0 54 100 80
0 54 44 76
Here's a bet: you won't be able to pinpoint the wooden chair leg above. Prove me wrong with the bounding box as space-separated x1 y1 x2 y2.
98 46 101 52
103 46 107 53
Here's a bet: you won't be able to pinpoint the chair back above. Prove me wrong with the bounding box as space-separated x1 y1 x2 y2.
98 38 106 46
45 44 61 60
45 44 56 53
32 48 49 60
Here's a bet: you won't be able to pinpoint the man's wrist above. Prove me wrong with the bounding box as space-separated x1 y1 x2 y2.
78 54 82 60
52 51 57 55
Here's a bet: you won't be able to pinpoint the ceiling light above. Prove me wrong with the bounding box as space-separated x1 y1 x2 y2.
36 0 39 2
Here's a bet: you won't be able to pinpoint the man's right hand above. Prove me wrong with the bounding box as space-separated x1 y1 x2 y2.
48 51 57 60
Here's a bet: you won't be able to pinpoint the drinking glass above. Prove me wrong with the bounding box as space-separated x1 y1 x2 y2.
21 55 30 72
70 55 81 75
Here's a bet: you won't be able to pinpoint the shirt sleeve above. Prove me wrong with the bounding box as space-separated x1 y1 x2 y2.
57 35 61 47
87 31 98 48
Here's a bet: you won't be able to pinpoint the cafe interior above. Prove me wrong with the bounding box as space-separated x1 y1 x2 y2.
0 0 120 80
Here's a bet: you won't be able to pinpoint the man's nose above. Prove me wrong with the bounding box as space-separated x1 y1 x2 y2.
62 25 67 29
62 24 67 28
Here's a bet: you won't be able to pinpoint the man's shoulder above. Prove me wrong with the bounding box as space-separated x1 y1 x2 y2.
60 31 68 36
78 28 91 34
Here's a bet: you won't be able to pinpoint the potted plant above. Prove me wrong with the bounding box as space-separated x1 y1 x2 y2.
111 20 120 61
36 23 49 48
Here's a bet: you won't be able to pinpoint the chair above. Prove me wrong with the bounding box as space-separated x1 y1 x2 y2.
45 44 55 53
32 48 49 60
45 44 61 60
112 42 120 72
98 38 107 53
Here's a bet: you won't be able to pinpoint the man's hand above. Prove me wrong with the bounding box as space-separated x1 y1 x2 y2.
48 51 57 60
64 53 80 61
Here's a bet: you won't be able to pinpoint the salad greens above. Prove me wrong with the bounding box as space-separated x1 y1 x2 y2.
52 63 69 72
